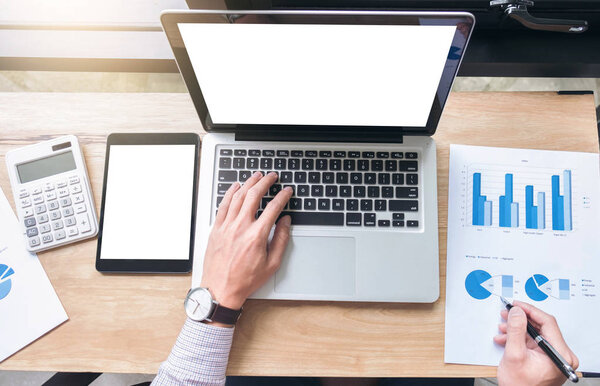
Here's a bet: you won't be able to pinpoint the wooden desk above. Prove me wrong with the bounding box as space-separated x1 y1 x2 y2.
0 92 597 377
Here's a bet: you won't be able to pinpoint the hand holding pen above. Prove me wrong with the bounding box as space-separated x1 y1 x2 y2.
495 299 579 386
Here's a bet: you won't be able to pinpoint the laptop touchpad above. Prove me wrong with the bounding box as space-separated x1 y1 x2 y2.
274 236 356 296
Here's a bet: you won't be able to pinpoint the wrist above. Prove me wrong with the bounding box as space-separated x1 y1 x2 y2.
200 284 245 310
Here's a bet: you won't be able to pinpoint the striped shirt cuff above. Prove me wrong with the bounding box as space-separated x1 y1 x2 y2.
152 318 235 386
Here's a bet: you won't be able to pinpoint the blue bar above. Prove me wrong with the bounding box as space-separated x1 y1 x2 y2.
563 170 572 231
499 174 514 228
502 275 513 298
473 173 482 226
552 175 564 231
537 192 545 229
559 279 570 300
510 202 519 227
484 201 492 226
532 206 538 229
525 185 534 229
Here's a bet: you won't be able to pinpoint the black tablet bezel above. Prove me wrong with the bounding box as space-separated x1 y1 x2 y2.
160 10 474 137
95 133 200 273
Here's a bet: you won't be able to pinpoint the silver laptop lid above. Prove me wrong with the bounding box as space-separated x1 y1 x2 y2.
161 10 474 138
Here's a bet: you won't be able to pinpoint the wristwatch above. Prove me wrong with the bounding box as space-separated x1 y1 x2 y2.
184 287 242 325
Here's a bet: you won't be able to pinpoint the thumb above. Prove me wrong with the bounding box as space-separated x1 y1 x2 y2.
266 215 291 271
504 306 528 362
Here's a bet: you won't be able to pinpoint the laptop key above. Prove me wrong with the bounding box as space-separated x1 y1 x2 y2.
334 151 346 158
316 159 328 170
389 200 418 211
294 172 307 183
234 149 247 156
289 198 302 210
329 159 341 171
393 213 405 220
239 171 252 182
382 187 393 198
233 158 245 169
218 170 237 182
291 150 303 157
318 199 330 210
261 197 272 209
346 213 361 226
353 186 365 197
368 186 380 198
319 151 332 158
311 185 324 197
358 160 369 171
247 158 259 169
364 213 376 226
406 152 418 159
407 220 419 227
325 185 338 197
260 158 272 169
302 159 314 170
304 199 316 210
219 158 232 168
274 158 286 170
350 173 362 184
378 220 391 227
322 172 334 184
262 150 275 157
346 199 359 211
365 173 376 184
391 152 404 159
336 172 349 184
407 174 418 185
361 199 373 211
371 160 383 171
340 186 352 197
288 159 300 170
385 160 397 171
393 220 405 227
277 150 289 157
220 149 232 156
305 150 318 157
362 151 375 158
377 152 389 158
249 150 261 156
375 200 387 211
332 199 344 210
270 184 282 196
392 173 405 185
308 172 320 184
217 183 231 195
280 171 293 183
399 161 418 172
343 160 356 171
297 185 309 196
396 187 418 198
348 151 360 158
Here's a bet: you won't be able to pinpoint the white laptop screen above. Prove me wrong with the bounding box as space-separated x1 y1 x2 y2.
178 23 457 128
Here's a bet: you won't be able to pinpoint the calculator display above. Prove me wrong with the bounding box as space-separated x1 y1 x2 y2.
17 151 77 183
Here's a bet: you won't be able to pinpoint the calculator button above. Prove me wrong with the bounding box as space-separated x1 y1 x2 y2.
29 236 40 248
44 183 55 192
42 234 54 243
32 187 42 195
33 195 44 205
20 198 32 208
77 213 91 233
39 223 51 233
73 195 84 204
56 180 68 188
52 220 64 230
62 207 74 217
70 184 82 194
44 191 57 201
59 197 72 207
26 227 38 237
65 217 77 227
74 204 87 214
69 176 80 185
55 229 66 240
50 211 62 220
19 189 29 198
48 201 60 211
67 227 79 237
58 188 69 197
23 208 34 218
35 204 46 214
24 217 36 228
37 213 49 224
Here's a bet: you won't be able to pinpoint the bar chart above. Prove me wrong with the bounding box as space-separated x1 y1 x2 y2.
468 166 575 232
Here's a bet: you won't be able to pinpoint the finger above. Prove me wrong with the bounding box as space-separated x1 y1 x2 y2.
239 172 279 219
226 171 263 222
266 215 292 271
258 187 293 229
500 309 508 321
214 182 240 226
513 300 556 327
494 334 507 346
499 323 507 334
504 306 528 362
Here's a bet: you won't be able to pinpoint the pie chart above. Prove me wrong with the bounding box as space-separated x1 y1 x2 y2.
525 274 549 301
0 263 15 300
465 270 492 300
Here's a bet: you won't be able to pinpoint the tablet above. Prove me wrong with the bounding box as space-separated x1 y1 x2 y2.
95 133 200 273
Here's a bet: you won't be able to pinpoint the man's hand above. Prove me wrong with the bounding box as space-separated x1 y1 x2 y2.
201 171 293 317
495 300 579 386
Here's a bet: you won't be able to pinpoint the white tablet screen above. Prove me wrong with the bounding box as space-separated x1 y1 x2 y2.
99 145 196 260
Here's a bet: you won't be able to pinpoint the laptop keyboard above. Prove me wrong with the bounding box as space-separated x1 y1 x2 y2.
215 148 421 229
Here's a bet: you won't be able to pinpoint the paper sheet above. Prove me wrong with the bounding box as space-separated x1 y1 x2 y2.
0 186 68 362
445 145 600 372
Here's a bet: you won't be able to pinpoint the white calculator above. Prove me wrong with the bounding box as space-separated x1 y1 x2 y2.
6 135 99 252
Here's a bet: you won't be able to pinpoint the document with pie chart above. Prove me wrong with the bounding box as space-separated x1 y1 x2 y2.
445 145 600 371
0 187 68 362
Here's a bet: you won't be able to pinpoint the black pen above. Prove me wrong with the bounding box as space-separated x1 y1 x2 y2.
500 297 579 383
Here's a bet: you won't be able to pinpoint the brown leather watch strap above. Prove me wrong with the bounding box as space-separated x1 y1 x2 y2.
210 303 242 325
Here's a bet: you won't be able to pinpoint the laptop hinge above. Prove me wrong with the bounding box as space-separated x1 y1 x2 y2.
235 129 403 143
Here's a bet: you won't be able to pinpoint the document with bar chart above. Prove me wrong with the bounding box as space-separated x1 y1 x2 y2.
445 145 600 371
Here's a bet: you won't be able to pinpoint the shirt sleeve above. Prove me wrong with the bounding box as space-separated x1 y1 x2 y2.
152 318 235 386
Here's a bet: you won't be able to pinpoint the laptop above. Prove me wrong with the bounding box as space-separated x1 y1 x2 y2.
161 10 474 302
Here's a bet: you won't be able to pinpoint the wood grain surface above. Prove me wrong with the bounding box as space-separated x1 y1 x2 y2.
0 91 597 377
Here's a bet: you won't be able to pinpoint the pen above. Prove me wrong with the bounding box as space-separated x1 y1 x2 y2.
500 297 579 383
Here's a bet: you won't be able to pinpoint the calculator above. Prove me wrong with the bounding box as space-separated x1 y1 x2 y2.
6 135 99 252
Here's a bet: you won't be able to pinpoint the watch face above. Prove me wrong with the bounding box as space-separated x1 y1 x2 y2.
185 288 214 321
